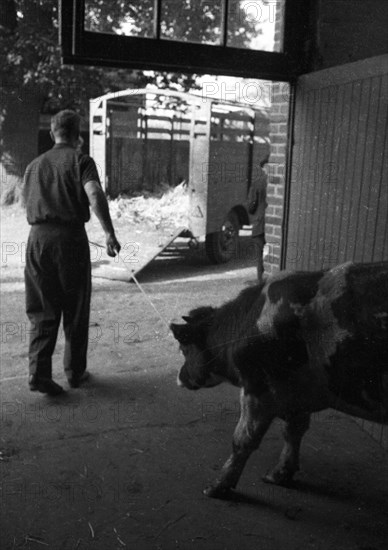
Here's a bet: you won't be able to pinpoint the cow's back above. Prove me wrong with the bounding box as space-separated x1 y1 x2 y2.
332 261 388 340
306 261 388 420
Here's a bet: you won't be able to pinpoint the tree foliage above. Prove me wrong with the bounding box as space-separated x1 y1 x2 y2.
2 0 250 118
1 0 131 117
0 0 262 187
0 0 263 112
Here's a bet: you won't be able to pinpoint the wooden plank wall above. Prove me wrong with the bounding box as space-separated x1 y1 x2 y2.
286 55 388 271
108 138 189 196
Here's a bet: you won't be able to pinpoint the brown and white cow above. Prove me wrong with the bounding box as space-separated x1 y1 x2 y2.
171 261 388 498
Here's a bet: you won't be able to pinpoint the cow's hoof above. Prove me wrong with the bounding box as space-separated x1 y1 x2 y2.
262 469 294 486
203 485 232 499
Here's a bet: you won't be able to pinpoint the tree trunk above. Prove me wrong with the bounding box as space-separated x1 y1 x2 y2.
2 87 42 176
1 87 43 203
0 0 17 31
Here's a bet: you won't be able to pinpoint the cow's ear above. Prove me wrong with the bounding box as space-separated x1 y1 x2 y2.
170 323 193 344
182 315 192 323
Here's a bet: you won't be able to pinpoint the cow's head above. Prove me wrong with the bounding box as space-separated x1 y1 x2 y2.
170 307 225 390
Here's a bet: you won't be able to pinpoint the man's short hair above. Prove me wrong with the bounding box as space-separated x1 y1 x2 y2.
51 110 80 141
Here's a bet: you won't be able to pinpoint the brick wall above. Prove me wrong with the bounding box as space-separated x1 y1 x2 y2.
264 1 289 275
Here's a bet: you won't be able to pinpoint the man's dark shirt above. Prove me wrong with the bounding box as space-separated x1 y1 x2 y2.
23 144 100 226
248 166 268 237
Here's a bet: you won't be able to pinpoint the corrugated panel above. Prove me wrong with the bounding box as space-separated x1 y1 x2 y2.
286 55 388 270
371 74 388 261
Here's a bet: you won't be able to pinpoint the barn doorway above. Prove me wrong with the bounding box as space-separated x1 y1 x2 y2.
87 77 289 277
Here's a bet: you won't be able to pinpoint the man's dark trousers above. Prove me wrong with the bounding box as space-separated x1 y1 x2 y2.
25 224 91 381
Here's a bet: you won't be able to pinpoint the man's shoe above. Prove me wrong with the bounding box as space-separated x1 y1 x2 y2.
29 375 64 396
67 371 90 388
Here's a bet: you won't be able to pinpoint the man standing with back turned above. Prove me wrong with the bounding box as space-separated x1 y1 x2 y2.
248 155 269 282
23 110 121 395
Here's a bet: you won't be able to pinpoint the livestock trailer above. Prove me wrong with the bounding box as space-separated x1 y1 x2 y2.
90 89 269 274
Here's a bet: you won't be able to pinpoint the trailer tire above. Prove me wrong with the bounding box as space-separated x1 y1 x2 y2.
205 210 240 264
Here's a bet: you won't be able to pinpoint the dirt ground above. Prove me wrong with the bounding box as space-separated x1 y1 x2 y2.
1 205 388 550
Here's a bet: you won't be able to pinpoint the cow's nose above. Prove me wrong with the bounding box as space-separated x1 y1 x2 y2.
177 372 185 387
177 369 199 390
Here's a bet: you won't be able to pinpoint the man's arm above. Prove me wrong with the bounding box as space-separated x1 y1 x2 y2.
84 180 121 257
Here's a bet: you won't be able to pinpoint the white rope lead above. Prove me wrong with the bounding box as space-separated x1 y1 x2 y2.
88 240 170 329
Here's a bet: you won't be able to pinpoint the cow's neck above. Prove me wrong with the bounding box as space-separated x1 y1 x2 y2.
201 284 266 387
205 324 243 387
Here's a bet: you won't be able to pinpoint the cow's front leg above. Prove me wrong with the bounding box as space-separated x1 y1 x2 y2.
263 412 310 485
204 390 276 499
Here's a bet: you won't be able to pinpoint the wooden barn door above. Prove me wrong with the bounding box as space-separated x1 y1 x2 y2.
285 55 388 271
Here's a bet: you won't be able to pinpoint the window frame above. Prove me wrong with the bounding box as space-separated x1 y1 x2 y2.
59 0 311 80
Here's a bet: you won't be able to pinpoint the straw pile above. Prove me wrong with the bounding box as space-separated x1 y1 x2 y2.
109 182 190 230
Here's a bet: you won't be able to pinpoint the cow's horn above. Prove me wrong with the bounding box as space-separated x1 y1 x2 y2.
182 315 191 323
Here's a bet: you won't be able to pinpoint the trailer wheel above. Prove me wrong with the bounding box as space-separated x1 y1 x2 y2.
205 210 240 264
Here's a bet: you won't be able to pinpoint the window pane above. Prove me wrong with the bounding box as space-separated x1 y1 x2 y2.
228 0 285 51
160 0 223 45
83 0 286 51
84 1 155 38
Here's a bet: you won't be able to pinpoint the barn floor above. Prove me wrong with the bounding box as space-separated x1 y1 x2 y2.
1 207 387 550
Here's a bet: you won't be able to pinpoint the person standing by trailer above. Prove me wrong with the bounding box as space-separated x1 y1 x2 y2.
23 110 121 396
248 156 269 282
